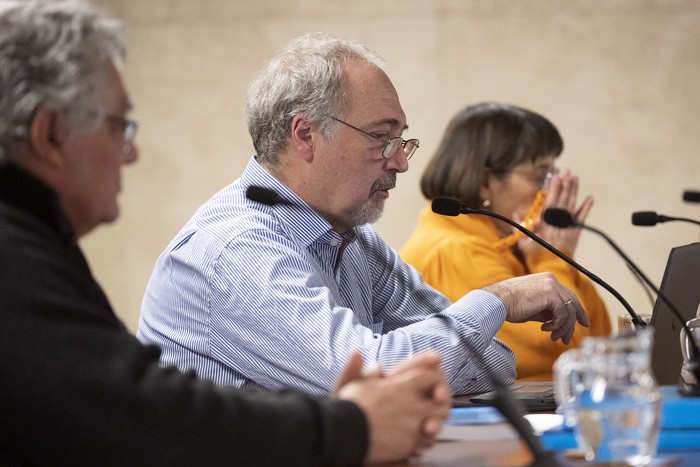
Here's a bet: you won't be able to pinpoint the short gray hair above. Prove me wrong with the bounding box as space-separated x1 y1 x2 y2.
245 32 385 165
0 0 126 164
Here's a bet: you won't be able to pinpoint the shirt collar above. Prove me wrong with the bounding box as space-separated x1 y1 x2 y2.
238 156 355 248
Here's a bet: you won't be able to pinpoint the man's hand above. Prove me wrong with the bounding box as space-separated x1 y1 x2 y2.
333 351 450 464
483 272 589 345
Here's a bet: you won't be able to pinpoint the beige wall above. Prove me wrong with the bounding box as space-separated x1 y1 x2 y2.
86 0 700 333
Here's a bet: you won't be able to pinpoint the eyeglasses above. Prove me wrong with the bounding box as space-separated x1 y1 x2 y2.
511 166 559 189
105 114 138 154
328 116 419 160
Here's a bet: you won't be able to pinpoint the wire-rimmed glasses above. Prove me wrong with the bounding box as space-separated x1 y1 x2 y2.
105 114 138 155
328 116 419 160
512 166 560 189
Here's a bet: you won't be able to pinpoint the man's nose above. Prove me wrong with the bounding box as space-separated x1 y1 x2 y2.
385 149 409 173
123 142 138 164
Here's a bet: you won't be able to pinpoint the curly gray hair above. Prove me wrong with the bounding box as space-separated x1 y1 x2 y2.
0 0 126 164
245 32 386 166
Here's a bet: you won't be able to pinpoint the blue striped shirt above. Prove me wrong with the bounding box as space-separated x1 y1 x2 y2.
137 157 516 395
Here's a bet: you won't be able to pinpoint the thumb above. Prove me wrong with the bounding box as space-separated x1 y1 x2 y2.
332 351 365 395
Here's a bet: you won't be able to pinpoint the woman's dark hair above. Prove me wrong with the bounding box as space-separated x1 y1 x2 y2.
420 102 563 207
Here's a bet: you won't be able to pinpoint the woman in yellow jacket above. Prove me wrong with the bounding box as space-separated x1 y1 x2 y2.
400 102 611 381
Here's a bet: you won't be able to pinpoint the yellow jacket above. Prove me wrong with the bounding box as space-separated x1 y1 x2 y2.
400 206 612 381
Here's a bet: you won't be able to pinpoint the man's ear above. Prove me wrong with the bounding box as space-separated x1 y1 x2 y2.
289 114 316 162
29 106 66 167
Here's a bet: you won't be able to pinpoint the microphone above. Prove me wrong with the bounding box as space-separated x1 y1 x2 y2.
544 207 700 377
245 185 293 206
632 211 700 227
684 190 700 203
432 197 647 328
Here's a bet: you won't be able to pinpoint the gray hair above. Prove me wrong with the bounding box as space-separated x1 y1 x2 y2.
245 32 386 165
0 0 126 164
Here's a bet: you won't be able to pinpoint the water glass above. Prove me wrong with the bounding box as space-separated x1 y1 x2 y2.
554 328 662 465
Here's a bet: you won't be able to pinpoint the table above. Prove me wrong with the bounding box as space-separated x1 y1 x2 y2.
414 438 532 466
408 438 698 466
403 386 700 466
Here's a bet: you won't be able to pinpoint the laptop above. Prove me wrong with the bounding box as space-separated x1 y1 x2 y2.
466 242 700 411
467 382 558 412
649 242 700 385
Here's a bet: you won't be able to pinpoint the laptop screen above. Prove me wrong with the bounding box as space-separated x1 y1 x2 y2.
649 242 700 385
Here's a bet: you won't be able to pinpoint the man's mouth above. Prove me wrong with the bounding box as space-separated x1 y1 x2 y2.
372 177 396 193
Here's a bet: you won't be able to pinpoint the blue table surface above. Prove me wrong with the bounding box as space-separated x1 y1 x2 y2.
448 385 700 465
547 385 700 466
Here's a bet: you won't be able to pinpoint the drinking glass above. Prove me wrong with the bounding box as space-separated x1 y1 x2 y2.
554 328 662 465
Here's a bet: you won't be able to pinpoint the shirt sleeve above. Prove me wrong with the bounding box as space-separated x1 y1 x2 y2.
199 227 515 395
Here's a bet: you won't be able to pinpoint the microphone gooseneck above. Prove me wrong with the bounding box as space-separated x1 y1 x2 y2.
490 386 562 467
544 207 700 364
545 210 660 307
631 211 700 227
451 312 562 467
433 197 646 328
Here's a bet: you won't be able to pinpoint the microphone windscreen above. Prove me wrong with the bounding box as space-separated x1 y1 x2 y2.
431 197 462 216
246 185 281 205
631 211 659 226
543 208 575 228
683 190 700 203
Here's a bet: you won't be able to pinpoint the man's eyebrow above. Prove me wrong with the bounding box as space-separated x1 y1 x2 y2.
368 117 409 132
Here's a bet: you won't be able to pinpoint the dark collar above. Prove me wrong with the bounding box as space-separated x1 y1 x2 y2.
0 163 75 241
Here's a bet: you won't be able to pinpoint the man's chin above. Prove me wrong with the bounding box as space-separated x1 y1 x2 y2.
353 199 385 226
100 206 121 227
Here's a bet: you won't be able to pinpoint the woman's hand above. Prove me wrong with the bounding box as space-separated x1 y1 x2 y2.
518 168 594 258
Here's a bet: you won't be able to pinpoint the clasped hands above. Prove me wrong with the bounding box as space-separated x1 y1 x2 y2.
334 351 450 465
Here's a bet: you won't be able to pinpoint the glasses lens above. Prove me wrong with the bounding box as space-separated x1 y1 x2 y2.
542 167 559 189
124 120 138 143
404 139 419 160
382 137 402 159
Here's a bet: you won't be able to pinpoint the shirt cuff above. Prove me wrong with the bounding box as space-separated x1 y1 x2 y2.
454 289 507 341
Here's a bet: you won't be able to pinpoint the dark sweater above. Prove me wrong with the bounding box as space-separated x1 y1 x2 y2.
0 164 367 466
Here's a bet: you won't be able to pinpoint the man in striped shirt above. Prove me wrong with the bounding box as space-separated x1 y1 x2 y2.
138 33 588 397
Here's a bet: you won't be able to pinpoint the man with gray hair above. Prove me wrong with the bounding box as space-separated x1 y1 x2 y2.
139 33 588 396
0 1 450 465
